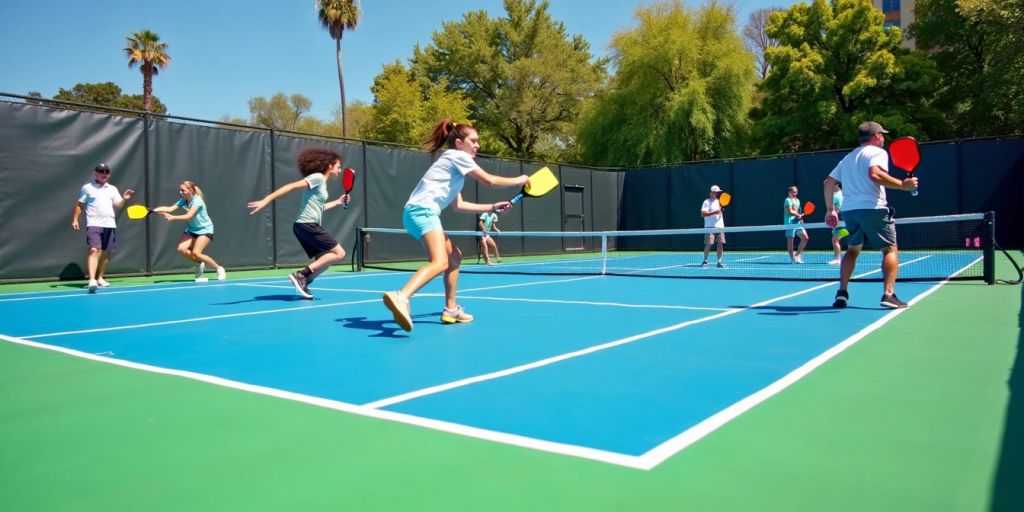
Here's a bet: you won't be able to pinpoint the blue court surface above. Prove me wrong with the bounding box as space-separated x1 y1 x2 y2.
0 266 960 470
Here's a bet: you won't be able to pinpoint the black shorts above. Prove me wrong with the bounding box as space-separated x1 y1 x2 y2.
293 223 339 259
185 231 214 241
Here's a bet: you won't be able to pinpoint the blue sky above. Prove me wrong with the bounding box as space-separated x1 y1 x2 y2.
0 0 792 122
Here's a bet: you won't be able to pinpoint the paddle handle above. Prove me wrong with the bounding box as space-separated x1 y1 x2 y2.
510 192 525 205
911 189 919 197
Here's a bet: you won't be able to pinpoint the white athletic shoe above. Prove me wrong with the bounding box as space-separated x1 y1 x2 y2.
87 279 98 293
216 267 227 280
828 258 841 265
97 278 111 287
195 262 206 279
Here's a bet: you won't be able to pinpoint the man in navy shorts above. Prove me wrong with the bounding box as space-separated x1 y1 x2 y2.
72 163 134 293
823 122 918 309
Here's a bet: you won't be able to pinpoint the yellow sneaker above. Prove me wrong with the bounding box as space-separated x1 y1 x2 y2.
383 291 413 332
441 306 474 324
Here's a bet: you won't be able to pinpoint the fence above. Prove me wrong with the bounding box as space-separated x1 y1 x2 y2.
1 94 1021 282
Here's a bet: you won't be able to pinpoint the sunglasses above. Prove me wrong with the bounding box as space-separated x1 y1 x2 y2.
95 170 111 175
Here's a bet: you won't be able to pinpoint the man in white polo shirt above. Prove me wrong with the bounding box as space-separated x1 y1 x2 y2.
700 185 726 268
72 163 134 293
824 121 918 309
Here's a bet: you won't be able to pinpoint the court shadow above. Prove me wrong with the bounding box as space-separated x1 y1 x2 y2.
47 282 90 290
213 294 305 305
990 281 1024 511
58 263 85 280
335 313 441 338
735 305 848 316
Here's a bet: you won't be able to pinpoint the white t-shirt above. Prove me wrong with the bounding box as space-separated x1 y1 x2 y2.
405 149 479 213
701 198 723 228
78 181 122 228
828 145 889 211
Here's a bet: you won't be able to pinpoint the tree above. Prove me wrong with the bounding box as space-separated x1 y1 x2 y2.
248 93 313 131
316 0 361 138
123 29 170 113
754 0 944 153
743 7 785 80
338 100 374 139
575 0 755 166
366 61 470 145
53 82 167 114
411 0 606 160
910 0 1024 136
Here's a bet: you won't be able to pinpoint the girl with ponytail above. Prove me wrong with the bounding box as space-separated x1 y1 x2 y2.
152 180 227 281
382 119 530 332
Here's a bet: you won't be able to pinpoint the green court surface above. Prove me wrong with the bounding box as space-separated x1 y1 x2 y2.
1 255 1021 511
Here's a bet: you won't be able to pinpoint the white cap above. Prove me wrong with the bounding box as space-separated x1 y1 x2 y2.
710 185 722 193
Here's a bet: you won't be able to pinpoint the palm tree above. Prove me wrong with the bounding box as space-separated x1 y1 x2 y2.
123 29 170 113
316 0 361 137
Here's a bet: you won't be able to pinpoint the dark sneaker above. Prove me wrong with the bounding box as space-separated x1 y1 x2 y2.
288 271 313 299
832 289 849 308
716 261 725 268
701 261 708 268
880 293 908 309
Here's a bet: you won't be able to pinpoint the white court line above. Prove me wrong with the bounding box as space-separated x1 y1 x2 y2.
361 280 840 410
1 257 978 470
0 270 393 303
733 255 771 262
0 333 646 469
22 298 381 339
453 295 736 312
634 255 980 470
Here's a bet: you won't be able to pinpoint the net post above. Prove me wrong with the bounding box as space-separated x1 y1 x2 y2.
601 234 608 275
983 211 995 284
354 227 365 272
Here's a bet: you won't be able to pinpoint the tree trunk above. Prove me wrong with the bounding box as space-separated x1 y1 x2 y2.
336 36 347 138
143 65 153 113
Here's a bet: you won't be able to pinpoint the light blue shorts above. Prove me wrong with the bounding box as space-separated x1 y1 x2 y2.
785 226 807 238
402 205 442 241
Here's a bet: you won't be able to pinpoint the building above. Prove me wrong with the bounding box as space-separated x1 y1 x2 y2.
872 0 915 48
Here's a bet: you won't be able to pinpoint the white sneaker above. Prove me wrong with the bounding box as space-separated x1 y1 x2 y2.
795 255 804 264
828 258 841 265
194 262 206 279
87 279 98 293
216 267 227 280
97 278 111 287
383 291 413 332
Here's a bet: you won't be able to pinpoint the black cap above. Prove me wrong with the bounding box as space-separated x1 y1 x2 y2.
94 163 110 173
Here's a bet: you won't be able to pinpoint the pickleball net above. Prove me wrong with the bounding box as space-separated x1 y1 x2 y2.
356 212 995 283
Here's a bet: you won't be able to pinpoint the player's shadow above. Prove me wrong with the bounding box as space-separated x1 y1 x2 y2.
336 313 442 338
213 294 306 305
737 305 852 316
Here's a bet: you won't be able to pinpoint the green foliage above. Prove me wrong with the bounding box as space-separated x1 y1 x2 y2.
576 0 755 166
123 29 170 113
754 0 944 153
910 0 1024 136
338 100 374 139
410 0 606 160
247 93 314 131
53 82 167 115
366 61 470 146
